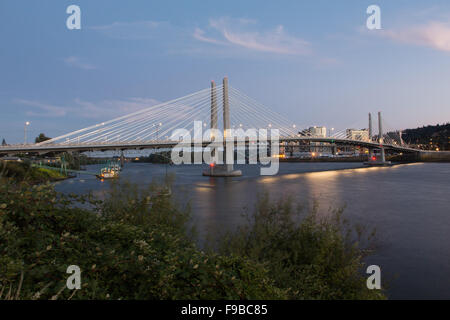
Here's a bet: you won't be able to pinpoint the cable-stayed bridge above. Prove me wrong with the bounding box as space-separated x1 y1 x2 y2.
0 78 421 160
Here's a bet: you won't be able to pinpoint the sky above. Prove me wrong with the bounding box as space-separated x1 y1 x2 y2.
1 0 450 143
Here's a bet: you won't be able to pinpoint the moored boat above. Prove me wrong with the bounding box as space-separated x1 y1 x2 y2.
96 167 119 179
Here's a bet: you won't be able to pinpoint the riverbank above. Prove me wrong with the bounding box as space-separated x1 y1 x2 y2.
281 152 450 163
280 156 367 162
0 160 71 184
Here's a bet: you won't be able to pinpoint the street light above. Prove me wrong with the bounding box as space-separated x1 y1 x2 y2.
24 121 30 144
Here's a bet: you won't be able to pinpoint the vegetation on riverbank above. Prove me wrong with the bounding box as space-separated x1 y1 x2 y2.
0 178 385 300
402 123 450 151
0 161 67 184
212 195 383 299
131 151 173 164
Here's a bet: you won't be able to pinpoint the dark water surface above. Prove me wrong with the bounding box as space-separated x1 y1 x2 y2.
55 162 450 299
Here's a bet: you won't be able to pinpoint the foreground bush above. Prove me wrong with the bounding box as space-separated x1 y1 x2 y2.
0 180 285 299
0 179 385 300
213 194 385 300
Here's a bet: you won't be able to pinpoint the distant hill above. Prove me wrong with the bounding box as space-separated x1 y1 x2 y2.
402 123 450 151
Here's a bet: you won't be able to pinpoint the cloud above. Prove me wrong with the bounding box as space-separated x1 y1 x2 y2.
88 17 313 57
193 17 311 55
63 56 97 70
193 28 228 45
381 21 450 53
15 99 68 117
15 97 160 119
73 98 160 119
89 21 167 40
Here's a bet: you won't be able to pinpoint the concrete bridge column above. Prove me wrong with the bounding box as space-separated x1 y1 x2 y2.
210 81 218 164
368 113 374 161
222 77 233 173
378 111 386 163
331 144 337 156
120 150 125 167
365 111 391 166
203 77 242 177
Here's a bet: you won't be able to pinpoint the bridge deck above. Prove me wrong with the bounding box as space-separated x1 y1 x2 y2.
0 137 421 155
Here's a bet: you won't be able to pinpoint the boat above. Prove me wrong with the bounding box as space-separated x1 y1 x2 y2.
96 167 119 179
111 163 121 171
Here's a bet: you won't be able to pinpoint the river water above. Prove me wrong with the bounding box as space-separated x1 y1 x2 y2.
54 162 450 299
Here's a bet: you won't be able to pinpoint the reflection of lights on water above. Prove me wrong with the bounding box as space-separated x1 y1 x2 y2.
304 170 340 180
196 186 212 193
259 176 280 184
397 162 423 167
259 164 403 185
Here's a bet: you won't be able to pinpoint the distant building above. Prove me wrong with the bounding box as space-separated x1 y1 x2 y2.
0 156 22 162
308 126 327 137
346 129 369 141
32 157 61 165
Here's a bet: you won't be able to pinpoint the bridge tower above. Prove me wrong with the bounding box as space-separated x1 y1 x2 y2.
210 81 218 137
210 80 218 164
378 111 386 163
203 77 242 177
368 113 374 160
364 111 391 166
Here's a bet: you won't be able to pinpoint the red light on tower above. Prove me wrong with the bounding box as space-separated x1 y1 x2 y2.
209 162 215 168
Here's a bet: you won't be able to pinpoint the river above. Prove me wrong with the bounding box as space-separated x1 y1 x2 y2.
54 162 450 299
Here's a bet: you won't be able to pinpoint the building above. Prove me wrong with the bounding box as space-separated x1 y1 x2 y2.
0 156 22 162
306 126 331 154
346 129 369 141
308 126 327 137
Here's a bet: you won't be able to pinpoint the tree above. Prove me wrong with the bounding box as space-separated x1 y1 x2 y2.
35 133 51 144
1 138 6 146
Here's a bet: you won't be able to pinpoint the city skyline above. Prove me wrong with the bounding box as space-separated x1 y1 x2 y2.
1 0 450 143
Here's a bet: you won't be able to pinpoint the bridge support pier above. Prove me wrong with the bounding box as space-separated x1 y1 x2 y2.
368 113 374 161
203 77 242 177
365 111 392 166
331 144 337 156
120 150 125 167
